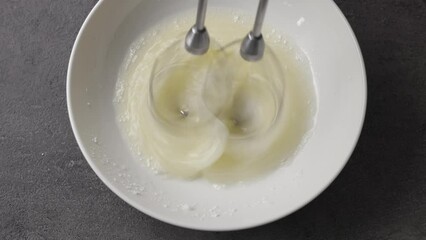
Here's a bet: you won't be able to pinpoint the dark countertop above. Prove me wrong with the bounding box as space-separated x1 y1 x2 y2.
1 0 425 239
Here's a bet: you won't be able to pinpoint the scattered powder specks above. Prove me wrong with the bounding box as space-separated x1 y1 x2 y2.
297 17 305 26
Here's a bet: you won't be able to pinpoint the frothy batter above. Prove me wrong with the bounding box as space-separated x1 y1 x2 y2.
114 9 317 182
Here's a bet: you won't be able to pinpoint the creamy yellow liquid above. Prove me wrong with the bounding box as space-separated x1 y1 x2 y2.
114 9 317 183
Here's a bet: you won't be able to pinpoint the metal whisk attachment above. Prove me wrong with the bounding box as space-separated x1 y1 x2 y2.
185 0 210 55
240 0 268 61
185 0 269 62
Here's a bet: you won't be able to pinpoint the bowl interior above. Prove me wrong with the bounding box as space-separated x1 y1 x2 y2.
68 0 366 231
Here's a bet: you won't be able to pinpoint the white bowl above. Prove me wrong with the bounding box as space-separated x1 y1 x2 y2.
67 0 366 231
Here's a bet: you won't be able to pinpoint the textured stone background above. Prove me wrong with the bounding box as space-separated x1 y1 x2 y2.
1 0 425 239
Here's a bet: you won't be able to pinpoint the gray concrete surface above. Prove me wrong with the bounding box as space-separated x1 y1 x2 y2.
1 0 425 239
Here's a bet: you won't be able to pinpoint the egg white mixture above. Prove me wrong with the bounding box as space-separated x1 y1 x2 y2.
114 9 317 182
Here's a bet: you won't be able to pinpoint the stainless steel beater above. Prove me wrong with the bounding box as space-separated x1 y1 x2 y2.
240 0 268 61
184 0 210 55
185 0 269 61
